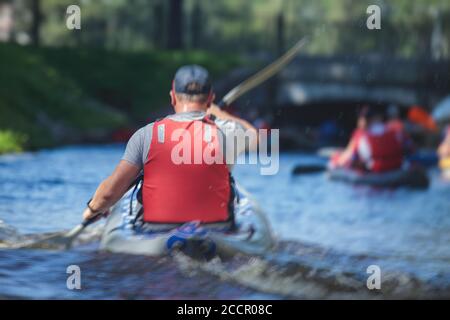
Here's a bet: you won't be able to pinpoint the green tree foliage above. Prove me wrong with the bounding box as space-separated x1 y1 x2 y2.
0 43 239 151
10 0 449 58
0 130 27 154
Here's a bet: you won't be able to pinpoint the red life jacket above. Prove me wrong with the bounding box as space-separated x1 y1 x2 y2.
386 119 404 134
363 130 403 172
142 116 232 224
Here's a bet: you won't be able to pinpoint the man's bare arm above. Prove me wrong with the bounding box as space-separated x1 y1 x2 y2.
83 160 141 220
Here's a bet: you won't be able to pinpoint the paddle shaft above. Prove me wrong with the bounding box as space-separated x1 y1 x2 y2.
218 37 308 108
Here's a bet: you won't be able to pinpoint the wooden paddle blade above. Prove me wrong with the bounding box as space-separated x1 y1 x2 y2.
220 37 308 107
12 225 84 249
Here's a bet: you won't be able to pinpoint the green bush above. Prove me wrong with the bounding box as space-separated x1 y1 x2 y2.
0 130 27 154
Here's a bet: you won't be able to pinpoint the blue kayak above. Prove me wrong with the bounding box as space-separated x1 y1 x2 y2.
328 167 429 189
407 151 438 168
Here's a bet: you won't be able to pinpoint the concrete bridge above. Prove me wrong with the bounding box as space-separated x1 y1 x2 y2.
276 54 450 110
223 54 450 149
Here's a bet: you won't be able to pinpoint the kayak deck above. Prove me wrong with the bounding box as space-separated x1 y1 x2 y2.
327 167 429 189
100 183 275 258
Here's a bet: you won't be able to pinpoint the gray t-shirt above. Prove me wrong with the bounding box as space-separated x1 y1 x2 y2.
122 111 246 170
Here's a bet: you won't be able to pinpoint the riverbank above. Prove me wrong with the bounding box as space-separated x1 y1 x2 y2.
0 44 239 154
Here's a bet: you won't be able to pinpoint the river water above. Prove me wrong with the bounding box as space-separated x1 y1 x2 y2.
0 144 450 299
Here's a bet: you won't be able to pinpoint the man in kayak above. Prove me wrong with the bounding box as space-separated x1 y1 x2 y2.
82 65 258 230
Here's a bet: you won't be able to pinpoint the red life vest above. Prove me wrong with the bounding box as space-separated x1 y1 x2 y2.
386 119 404 134
142 116 232 224
363 130 403 172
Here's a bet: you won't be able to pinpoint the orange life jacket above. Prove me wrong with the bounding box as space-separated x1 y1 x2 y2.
142 116 232 224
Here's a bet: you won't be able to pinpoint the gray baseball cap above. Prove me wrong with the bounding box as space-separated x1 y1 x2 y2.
173 65 212 95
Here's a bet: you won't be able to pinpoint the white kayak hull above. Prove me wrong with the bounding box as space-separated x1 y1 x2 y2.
100 183 275 258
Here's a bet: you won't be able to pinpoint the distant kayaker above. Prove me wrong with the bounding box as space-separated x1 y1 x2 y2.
437 126 450 170
329 106 369 169
386 104 415 156
83 65 258 230
329 107 404 173
355 109 403 172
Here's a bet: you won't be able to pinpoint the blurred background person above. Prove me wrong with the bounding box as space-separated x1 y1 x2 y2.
386 104 415 157
355 109 404 173
438 125 450 171
328 106 369 170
